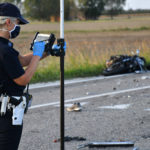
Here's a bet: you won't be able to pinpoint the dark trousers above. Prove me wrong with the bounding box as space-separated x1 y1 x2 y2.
0 111 23 150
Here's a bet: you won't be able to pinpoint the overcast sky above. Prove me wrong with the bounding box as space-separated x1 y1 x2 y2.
124 0 150 10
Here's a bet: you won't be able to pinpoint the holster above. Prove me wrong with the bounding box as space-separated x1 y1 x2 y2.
11 93 33 125
12 96 26 125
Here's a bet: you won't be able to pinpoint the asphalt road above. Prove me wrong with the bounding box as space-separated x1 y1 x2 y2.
19 72 150 150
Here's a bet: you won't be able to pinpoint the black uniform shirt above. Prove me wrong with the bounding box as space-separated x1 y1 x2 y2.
0 37 25 96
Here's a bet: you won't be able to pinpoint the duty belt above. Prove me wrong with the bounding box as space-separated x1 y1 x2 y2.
0 94 32 115
0 95 23 106
0 95 28 125
0 95 23 115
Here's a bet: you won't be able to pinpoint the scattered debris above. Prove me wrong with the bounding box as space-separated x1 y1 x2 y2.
141 134 150 139
113 87 117 90
128 95 131 98
77 141 134 149
133 147 139 150
86 92 89 95
53 136 86 143
133 79 139 82
117 81 121 86
135 71 141 74
141 76 149 80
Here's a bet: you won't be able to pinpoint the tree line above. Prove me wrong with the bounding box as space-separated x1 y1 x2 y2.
1 0 126 21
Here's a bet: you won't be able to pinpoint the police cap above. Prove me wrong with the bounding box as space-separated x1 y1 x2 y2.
0 2 29 24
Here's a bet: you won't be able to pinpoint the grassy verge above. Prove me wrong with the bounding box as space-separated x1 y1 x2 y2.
68 26 150 33
21 26 150 34
31 56 150 84
31 64 104 83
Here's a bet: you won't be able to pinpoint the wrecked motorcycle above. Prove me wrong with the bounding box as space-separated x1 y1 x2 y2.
102 50 147 76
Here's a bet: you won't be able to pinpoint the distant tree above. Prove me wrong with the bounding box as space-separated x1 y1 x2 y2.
104 0 126 19
24 0 75 21
78 0 105 20
24 0 60 21
0 0 21 4
64 0 77 20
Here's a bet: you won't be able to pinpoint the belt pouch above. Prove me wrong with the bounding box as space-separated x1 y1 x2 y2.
0 96 9 116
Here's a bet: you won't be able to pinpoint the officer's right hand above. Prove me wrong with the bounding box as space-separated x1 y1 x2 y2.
33 41 45 58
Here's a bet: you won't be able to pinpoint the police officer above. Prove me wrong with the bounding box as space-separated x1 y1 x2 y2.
0 2 47 150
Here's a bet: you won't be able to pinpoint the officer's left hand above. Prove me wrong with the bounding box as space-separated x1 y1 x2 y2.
52 44 60 50
52 42 67 51
50 42 66 56
63 42 67 52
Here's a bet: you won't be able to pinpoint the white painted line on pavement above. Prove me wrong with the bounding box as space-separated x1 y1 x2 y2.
30 85 150 110
98 104 131 110
144 108 150 111
29 73 133 90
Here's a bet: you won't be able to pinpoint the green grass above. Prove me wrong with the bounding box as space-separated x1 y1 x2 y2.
31 64 104 83
21 26 150 35
31 54 150 84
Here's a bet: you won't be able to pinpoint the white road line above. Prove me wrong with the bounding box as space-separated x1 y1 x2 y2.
144 108 150 111
29 73 133 90
30 85 150 110
98 104 131 110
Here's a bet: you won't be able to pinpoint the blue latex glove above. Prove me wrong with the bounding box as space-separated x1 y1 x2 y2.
63 42 67 52
33 41 45 58
52 42 67 51
51 42 66 56
52 44 60 50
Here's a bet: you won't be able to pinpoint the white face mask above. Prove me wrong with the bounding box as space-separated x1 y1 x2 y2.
0 23 20 39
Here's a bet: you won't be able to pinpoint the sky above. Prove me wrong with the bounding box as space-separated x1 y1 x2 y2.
124 0 150 10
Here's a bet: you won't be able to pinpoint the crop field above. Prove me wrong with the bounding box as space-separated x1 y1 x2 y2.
12 15 150 82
